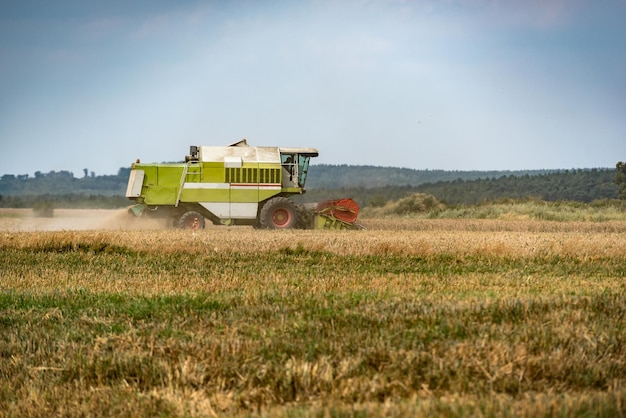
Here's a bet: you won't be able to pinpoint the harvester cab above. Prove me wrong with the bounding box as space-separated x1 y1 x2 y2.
126 140 363 230
280 149 316 189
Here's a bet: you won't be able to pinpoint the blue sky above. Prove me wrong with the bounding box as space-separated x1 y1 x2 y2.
1 0 625 177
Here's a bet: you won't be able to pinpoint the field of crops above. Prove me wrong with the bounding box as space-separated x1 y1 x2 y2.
1 210 626 417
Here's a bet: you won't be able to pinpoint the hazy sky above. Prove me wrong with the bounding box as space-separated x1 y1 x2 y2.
1 0 625 177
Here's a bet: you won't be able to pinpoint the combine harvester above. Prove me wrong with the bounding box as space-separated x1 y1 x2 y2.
125 140 363 230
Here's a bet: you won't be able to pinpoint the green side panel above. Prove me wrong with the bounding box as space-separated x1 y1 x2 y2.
136 164 184 205
230 188 259 203
157 165 185 186
259 189 280 201
224 162 260 203
202 162 224 183
141 166 158 187
144 187 178 205
180 188 229 203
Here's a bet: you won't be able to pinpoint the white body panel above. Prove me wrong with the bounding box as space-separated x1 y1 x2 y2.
224 156 243 168
183 183 230 190
230 203 259 218
199 202 258 219
184 183 271 219
199 146 281 164
199 202 230 218
125 170 144 198
198 145 318 164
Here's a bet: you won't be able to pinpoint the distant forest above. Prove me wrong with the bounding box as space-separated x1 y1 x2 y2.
0 165 620 209
298 167 619 207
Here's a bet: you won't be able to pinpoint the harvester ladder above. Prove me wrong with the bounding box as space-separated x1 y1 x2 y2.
175 161 202 207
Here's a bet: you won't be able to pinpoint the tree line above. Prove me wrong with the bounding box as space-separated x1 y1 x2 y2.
413 168 618 205
305 165 560 189
300 168 620 207
0 168 131 197
0 165 623 209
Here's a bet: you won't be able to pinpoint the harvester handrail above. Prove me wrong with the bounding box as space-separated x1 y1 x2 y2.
175 160 202 207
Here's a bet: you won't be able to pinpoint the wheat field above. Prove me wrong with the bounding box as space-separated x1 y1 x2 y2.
1 209 625 417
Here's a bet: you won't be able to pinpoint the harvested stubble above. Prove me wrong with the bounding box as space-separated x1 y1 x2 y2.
1 219 625 417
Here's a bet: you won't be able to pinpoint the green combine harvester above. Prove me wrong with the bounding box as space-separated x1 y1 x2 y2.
125 139 363 230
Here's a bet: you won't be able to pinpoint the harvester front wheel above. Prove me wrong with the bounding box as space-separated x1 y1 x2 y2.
260 197 298 229
178 211 206 230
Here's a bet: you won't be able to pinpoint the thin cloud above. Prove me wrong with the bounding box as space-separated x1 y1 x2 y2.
0 0 624 175
80 16 127 38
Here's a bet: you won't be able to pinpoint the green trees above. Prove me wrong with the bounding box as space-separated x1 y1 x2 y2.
614 162 626 199
0 166 621 209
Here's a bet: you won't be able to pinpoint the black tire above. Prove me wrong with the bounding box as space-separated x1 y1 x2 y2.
177 211 206 230
259 197 298 229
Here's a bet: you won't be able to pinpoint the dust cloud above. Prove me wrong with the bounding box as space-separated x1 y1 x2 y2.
0 209 170 232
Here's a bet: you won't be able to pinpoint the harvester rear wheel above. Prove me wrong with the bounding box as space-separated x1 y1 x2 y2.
177 211 206 230
260 197 298 229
